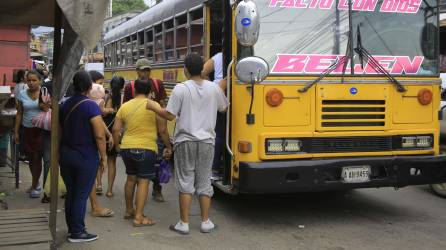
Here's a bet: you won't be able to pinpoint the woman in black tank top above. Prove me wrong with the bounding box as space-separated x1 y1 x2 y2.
103 76 125 197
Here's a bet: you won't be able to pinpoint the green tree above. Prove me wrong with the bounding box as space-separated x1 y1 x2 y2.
113 0 148 16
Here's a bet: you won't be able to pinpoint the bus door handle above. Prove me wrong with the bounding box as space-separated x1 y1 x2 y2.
226 59 234 159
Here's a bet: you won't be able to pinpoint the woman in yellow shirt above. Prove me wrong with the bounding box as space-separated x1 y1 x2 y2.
112 79 172 227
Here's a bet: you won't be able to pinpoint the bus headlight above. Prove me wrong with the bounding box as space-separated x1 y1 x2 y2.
401 135 432 149
266 139 303 154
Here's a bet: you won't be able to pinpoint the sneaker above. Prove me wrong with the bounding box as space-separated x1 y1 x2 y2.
200 219 217 233
30 188 42 198
169 221 189 235
68 232 98 243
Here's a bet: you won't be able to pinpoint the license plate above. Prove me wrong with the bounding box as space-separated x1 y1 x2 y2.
342 166 371 183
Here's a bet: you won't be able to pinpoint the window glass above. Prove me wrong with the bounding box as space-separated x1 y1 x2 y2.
146 29 154 63
254 0 438 76
176 14 188 60
190 8 204 57
155 24 163 62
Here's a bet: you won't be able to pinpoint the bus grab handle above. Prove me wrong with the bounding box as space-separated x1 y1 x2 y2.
226 59 234 159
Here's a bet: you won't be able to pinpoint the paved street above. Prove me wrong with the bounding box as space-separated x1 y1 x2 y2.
3 159 446 250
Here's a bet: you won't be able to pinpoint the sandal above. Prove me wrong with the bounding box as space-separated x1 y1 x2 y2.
96 185 103 195
106 192 114 198
91 208 114 217
133 217 156 227
123 210 135 220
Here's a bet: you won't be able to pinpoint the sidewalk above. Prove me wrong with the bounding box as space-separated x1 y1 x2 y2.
0 158 227 250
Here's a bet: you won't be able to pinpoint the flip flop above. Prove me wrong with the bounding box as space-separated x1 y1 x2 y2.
169 224 189 235
96 186 103 195
91 208 114 217
133 217 156 227
123 210 135 220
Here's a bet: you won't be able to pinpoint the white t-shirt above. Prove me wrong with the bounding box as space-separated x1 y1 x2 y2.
212 52 223 85
166 79 229 145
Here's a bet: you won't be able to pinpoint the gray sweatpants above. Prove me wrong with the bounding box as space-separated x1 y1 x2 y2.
174 141 214 197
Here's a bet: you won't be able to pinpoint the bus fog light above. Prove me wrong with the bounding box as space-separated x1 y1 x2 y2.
401 135 432 148
267 139 284 153
266 139 303 154
402 137 417 148
284 139 302 152
416 136 432 148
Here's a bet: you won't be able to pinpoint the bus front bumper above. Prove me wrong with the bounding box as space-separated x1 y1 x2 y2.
238 155 446 194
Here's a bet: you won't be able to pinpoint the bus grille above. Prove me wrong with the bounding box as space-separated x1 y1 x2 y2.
321 100 386 128
310 136 393 153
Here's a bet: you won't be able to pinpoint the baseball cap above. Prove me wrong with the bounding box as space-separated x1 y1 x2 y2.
136 58 152 70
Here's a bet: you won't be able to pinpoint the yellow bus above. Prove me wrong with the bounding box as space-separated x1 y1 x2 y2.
104 0 446 194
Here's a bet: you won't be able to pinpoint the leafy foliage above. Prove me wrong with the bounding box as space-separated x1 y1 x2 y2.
113 0 148 16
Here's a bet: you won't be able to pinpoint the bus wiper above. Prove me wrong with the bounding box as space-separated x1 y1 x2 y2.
299 0 354 93
298 56 348 93
354 26 406 93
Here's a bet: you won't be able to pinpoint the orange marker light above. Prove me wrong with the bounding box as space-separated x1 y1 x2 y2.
417 88 433 106
266 88 284 107
238 141 252 153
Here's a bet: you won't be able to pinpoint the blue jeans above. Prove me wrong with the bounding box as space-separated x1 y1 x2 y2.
121 149 157 179
60 146 98 235
213 112 226 169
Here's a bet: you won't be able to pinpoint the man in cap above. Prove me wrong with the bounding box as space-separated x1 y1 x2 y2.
123 58 168 202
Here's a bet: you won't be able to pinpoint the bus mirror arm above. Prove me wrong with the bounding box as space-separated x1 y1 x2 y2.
226 59 235 160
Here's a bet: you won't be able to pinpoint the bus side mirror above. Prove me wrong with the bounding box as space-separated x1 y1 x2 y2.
236 57 269 84
235 0 260 47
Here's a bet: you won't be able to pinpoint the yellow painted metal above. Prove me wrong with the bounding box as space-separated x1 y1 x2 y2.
263 85 312 127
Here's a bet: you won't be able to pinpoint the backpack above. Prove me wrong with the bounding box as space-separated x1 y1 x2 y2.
130 78 160 98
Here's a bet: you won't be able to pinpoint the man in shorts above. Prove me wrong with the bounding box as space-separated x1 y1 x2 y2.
147 53 229 234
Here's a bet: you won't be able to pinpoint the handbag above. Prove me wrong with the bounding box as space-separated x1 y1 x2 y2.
158 160 173 184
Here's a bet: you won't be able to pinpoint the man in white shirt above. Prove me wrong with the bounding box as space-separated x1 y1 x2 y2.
201 52 227 179
147 53 229 235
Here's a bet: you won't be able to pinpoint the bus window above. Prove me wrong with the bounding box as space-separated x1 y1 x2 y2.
104 45 110 68
146 29 154 63
138 31 145 59
120 39 126 67
126 36 131 66
164 19 174 61
112 42 117 67
132 33 138 64
190 7 204 57
176 14 188 60
155 23 163 63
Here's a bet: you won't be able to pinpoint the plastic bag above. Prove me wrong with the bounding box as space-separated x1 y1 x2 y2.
32 110 51 131
44 170 66 195
158 160 173 184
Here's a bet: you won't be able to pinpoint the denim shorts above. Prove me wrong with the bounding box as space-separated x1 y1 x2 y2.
121 149 157 179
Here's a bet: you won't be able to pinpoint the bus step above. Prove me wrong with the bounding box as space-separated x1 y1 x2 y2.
212 180 238 195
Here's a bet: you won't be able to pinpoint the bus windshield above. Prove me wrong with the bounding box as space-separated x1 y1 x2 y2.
254 0 439 76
